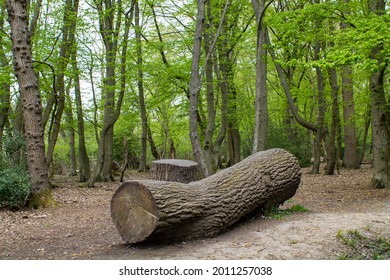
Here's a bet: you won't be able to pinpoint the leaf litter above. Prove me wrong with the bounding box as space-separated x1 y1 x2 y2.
0 166 389 259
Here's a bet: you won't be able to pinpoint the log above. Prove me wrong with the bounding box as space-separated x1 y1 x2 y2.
110 148 301 244
151 159 203 183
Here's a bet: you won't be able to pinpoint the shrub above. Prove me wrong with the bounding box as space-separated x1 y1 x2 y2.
0 166 31 210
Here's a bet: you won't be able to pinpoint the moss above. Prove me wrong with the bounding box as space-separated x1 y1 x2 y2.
28 188 57 209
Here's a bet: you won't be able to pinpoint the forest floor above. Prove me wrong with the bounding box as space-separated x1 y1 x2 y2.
1 165 389 260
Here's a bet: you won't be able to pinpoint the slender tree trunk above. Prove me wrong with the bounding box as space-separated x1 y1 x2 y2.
147 124 160 160
71 46 90 182
341 65 360 168
252 0 268 153
135 1 147 172
203 0 217 174
340 0 359 169
359 107 371 165
324 68 340 175
0 1 10 146
46 0 79 169
6 0 54 208
93 0 123 182
369 0 389 188
189 0 208 177
64 80 77 176
87 1 133 187
311 42 325 174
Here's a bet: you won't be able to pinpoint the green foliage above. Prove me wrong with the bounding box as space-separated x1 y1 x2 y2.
264 204 310 220
0 164 30 210
337 229 390 260
0 132 30 210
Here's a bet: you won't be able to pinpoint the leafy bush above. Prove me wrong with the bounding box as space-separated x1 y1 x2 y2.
0 166 31 210
0 132 30 210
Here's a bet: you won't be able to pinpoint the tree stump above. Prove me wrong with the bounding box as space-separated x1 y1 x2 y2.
111 148 301 244
151 159 202 183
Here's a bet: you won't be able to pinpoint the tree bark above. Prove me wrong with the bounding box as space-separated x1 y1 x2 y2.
64 80 77 176
311 42 325 174
252 0 268 153
135 1 148 172
341 65 360 168
111 148 301 244
71 42 90 182
151 159 202 183
6 0 54 208
324 68 340 175
369 0 389 188
189 0 208 177
46 0 78 169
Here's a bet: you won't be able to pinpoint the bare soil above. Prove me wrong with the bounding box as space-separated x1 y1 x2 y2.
1 165 389 260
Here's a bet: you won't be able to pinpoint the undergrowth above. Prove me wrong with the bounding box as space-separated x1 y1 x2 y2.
336 228 390 260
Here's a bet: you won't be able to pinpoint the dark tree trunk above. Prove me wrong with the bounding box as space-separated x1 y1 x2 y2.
111 148 301 244
324 68 340 175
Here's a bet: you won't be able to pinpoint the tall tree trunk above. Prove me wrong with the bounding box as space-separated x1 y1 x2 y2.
324 68 340 175
369 0 389 188
65 80 77 176
341 66 360 168
93 0 123 182
203 0 217 174
46 0 78 169
135 1 147 172
6 0 54 208
311 42 325 174
0 5 10 149
189 0 208 177
71 45 90 182
87 1 133 187
252 0 268 153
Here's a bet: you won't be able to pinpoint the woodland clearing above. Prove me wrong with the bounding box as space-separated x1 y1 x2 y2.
1 165 389 260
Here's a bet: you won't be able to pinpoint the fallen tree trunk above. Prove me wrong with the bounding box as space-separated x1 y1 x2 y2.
111 148 301 244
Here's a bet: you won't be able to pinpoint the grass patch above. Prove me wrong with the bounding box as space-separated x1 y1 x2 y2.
336 229 390 260
264 204 310 220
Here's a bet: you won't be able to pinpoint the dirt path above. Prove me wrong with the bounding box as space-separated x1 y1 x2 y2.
1 166 389 260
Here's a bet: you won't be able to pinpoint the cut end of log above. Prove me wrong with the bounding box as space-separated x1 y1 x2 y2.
110 181 158 243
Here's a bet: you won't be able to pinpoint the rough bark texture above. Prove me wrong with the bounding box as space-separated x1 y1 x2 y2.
252 0 268 153
7 0 54 207
369 0 389 188
111 148 301 244
189 0 208 178
151 159 203 183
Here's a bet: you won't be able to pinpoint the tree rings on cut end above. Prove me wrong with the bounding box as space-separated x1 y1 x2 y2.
110 181 158 243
